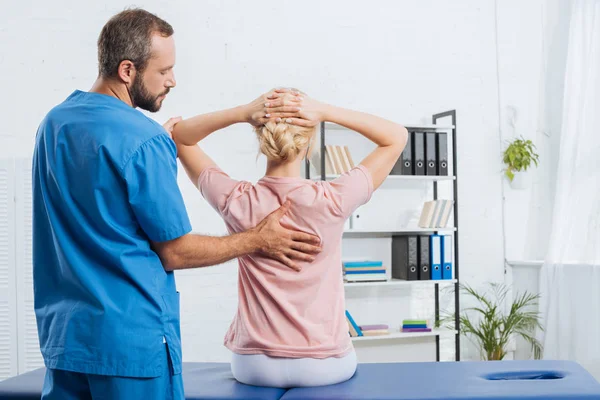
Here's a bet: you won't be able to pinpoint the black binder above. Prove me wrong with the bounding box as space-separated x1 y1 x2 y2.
437 132 449 176
413 132 425 175
392 131 413 175
391 235 419 280
418 235 431 280
425 132 437 175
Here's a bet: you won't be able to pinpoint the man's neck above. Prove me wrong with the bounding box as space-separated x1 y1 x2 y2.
90 77 133 107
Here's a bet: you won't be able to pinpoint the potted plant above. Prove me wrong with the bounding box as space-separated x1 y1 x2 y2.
502 137 539 189
440 283 543 361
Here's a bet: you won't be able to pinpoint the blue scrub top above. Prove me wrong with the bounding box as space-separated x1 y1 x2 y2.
32 90 192 377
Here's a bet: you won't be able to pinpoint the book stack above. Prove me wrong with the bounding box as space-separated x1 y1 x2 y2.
310 145 355 176
343 260 387 282
359 324 389 337
418 199 453 228
401 319 432 333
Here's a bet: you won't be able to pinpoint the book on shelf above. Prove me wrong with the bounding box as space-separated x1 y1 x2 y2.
346 310 363 337
343 260 387 282
418 199 453 228
310 145 356 176
359 324 389 331
343 261 383 267
346 312 390 337
401 319 432 332
360 324 390 336
362 329 389 336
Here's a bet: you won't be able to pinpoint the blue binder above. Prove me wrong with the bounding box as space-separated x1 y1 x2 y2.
430 234 442 280
441 235 453 280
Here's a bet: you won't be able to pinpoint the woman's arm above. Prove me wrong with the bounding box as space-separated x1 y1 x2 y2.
172 88 303 146
176 142 215 186
172 107 247 146
325 106 408 189
284 96 408 189
172 88 304 185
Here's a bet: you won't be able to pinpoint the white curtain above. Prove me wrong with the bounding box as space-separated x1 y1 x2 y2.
538 0 600 379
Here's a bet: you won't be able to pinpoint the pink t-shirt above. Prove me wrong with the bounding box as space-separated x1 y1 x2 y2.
197 164 374 359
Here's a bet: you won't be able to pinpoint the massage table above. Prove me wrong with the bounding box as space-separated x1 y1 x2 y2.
1 360 599 399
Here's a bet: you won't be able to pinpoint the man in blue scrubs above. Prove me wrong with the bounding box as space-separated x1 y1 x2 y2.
32 8 321 399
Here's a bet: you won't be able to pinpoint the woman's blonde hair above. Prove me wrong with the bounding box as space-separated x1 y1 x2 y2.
254 121 316 163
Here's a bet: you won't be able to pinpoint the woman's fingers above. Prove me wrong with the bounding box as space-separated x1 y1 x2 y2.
275 87 300 95
264 97 302 108
266 105 301 113
281 118 315 127
267 112 301 119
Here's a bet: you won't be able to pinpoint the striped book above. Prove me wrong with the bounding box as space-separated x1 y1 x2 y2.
343 261 384 267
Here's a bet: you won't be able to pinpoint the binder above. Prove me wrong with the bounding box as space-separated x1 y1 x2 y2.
392 130 413 175
413 132 425 175
437 132 449 176
418 235 431 280
391 235 419 280
430 234 442 280
441 234 453 280
425 132 437 175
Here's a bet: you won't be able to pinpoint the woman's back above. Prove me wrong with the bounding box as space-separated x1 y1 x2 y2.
197 165 374 358
174 89 407 387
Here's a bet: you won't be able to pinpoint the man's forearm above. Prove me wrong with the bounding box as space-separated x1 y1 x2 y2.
160 230 261 271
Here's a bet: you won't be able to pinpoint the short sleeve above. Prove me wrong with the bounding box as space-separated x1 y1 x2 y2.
327 164 374 218
197 167 247 215
121 135 192 242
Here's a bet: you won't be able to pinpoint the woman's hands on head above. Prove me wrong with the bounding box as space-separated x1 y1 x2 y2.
243 87 301 126
272 89 328 128
244 88 326 128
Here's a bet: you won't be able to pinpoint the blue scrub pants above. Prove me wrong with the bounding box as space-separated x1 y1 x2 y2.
41 346 184 400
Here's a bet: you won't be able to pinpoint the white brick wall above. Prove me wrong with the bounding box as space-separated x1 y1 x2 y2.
0 0 561 366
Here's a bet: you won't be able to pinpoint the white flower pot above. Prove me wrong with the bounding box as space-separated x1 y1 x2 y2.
509 170 530 190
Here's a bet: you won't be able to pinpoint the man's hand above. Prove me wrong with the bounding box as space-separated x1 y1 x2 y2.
250 200 322 271
163 116 182 139
243 88 304 127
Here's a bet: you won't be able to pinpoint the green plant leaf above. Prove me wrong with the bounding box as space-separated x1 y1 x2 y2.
442 283 543 361
502 137 540 175
506 169 514 181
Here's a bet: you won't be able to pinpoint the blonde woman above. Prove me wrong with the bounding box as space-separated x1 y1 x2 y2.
172 88 408 388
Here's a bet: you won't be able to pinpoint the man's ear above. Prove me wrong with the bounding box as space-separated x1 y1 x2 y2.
117 60 135 85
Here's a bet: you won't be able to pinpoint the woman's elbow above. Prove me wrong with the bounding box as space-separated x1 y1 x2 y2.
398 125 409 143
393 126 409 154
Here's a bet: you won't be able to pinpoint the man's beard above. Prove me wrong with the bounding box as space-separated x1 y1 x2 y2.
130 73 169 113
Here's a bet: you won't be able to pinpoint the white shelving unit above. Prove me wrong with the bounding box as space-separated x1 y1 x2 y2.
344 279 457 289
311 175 455 182
343 228 456 238
352 329 457 342
306 110 461 362
324 122 455 131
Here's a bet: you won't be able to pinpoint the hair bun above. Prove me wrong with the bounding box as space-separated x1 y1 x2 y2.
255 121 314 162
